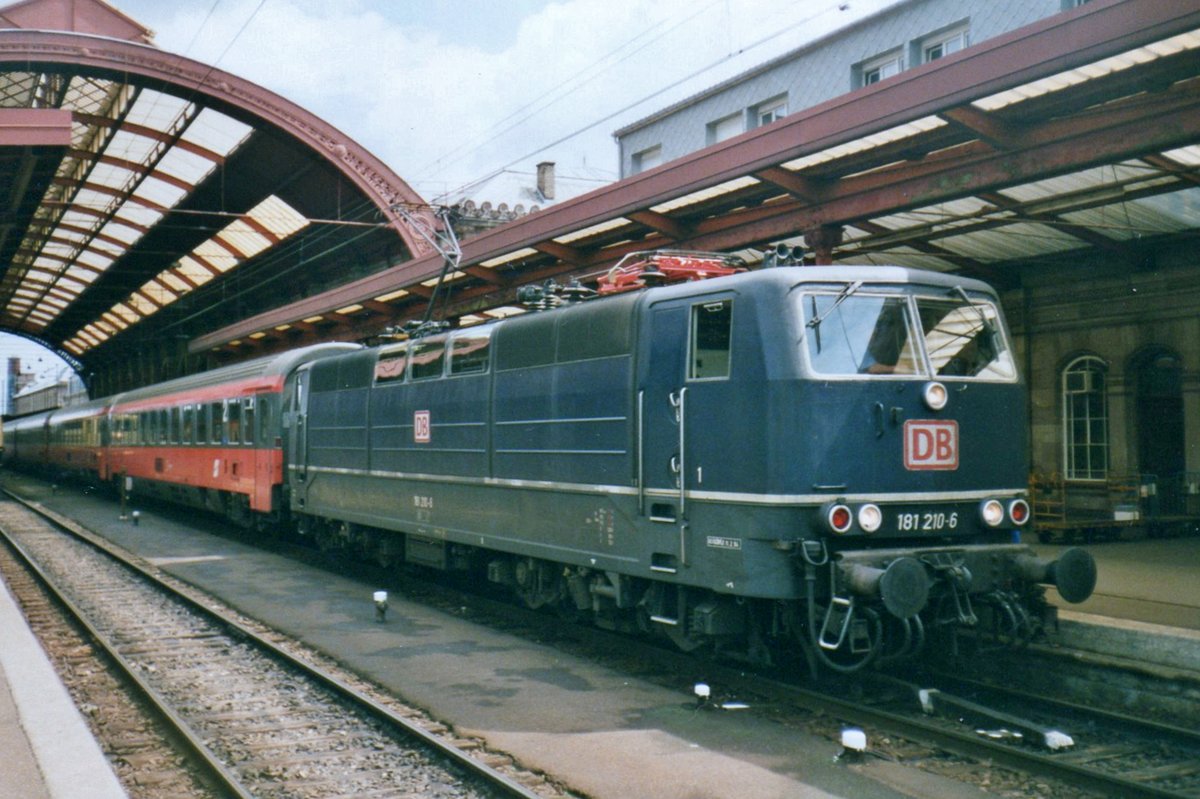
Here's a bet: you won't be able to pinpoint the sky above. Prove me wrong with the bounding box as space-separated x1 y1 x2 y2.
2 0 901 385
107 0 900 199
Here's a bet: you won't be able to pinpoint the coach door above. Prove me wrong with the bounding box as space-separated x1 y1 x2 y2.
641 303 690 524
288 365 312 494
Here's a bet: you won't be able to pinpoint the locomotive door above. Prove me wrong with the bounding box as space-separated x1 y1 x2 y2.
641 304 690 522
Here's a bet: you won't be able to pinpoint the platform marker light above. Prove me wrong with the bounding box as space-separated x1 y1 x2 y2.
373 591 388 622
693 682 711 708
836 727 867 762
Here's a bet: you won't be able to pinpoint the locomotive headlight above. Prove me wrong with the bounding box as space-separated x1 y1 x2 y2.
823 503 854 534
857 504 883 533
922 381 948 411
1008 499 1031 526
980 499 1005 527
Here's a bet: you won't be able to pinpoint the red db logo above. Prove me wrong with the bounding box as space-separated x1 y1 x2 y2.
414 410 431 443
904 420 958 471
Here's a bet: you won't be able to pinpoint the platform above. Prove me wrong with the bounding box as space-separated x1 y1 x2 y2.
0 572 127 799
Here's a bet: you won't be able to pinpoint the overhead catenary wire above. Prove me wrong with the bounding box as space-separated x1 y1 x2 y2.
428 1 853 195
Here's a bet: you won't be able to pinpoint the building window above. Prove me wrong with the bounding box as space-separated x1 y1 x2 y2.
632 145 662 174
922 25 969 63
753 96 787 128
1062 356 1108 480
861 51 903 86
706 113 743 145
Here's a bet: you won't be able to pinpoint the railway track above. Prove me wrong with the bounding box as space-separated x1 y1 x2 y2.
6 476 1199 799
0 492 569 799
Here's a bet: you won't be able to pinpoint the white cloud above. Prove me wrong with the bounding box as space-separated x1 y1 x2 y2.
114 0 899 198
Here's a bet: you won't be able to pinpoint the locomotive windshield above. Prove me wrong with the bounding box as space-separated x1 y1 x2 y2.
800 286 1016 380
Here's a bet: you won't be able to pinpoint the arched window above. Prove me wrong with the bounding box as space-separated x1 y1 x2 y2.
1062 356 1108 480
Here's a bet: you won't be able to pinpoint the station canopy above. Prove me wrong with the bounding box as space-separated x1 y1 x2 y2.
3 0 1200 389
0 0 433 381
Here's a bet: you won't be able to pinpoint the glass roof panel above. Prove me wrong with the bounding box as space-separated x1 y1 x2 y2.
105 129 159 163
177 256 217 285
65 266 98 284
193 240 238 273
159 272 191 293
125 293 157 316
115 204 164 229
88 163 137 191
183 107 254 158
141 281 178 304
124 89 192 131
249 195 309 237
156 146 220 185
97 221 145 245
217 224 270 259
131 175 188 209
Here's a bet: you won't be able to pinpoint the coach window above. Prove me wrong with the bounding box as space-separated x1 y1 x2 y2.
411 337 447 380
450 330 491 375
227 400 241 444
374 343 409 384
689 299 733 379
243 398 256 444
210 401 225 444
1063 356 1109 481
182 405 194 444
159 409 169 443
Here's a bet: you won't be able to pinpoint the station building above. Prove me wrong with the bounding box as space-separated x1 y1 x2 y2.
615 0 1200 521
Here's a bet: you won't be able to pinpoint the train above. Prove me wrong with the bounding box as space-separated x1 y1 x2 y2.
2 254 1097 673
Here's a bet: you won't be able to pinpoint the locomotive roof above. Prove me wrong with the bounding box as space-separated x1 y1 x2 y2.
110 342 361 407
636 265 1000 302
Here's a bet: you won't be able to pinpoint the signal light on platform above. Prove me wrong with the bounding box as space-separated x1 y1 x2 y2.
1008 499 1030 526
980 499 1005 527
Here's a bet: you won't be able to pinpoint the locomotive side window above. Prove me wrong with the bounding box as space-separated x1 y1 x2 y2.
411 337 446 380
689 299 733 380
374 344 409 384
802 293 921 376
450 331 491 375
915 297 1015 380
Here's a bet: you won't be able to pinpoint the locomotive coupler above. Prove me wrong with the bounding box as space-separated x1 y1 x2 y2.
923 553 977 625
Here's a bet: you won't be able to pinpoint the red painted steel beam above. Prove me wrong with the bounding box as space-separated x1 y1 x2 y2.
190 0 1200 352
0 107 72 146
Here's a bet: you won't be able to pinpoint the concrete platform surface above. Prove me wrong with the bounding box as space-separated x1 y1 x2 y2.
0 572 127 799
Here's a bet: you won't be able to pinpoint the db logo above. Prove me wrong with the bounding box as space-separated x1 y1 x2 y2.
414 410 431 443
904 420 959 471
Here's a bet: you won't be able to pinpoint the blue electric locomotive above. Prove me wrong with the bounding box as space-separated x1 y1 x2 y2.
285 260 1096 671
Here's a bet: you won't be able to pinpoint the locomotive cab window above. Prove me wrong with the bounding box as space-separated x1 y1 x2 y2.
689 299 733 380
799 285 1016 381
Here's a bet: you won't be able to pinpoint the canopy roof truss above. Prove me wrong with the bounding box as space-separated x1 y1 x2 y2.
1 6 431 384
193 0 1200 359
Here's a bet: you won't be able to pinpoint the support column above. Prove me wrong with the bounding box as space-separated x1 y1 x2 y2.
803 224 843 265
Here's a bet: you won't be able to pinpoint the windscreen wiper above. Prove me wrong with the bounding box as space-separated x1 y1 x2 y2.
806 280 863 330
